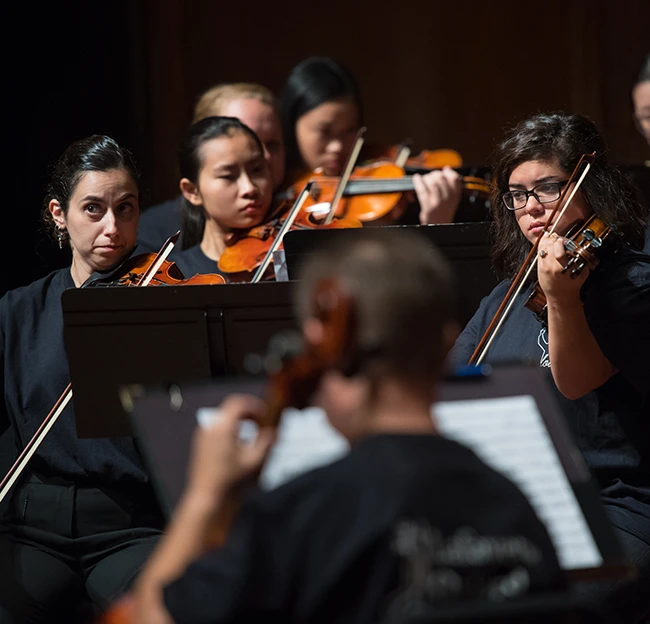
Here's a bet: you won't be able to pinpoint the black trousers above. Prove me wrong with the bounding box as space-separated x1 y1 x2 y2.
0 478 164 624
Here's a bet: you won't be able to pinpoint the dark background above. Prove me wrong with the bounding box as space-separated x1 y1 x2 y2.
5 0 649 296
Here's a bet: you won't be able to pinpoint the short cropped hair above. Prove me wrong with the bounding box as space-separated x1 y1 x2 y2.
295 229 455 385
193 83 278 124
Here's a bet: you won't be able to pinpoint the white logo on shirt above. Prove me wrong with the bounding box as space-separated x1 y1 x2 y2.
537 328 551 368
383 519 540 620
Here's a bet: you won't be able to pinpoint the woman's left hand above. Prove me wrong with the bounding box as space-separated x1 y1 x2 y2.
536 231 589 304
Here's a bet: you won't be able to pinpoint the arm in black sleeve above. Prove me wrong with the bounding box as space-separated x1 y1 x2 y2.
162 490 291 624
583 256 650 398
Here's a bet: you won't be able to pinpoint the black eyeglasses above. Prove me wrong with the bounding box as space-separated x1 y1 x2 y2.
503 180 570 211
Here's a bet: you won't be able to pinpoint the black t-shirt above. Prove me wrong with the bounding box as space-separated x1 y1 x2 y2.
164 434 563 624
137 196 184 254
451 246 650 546
0 268 154 491
173 245 229 282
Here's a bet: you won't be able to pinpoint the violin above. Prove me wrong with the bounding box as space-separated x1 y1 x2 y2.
469 153 601 364
217 130 376 281
524 214 611 324
367 141 464 170
87 252 227 286
286 161 493 224
87 232 226 287
96 277 356 624
216 195 362 280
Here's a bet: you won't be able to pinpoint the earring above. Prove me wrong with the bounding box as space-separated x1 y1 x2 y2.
56 226 68 249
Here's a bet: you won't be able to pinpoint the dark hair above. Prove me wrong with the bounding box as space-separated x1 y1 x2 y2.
296 229 455 387
281 56 362 173
490 112 649 278
635 53 650 86
42 134 141 244
178 116 264 249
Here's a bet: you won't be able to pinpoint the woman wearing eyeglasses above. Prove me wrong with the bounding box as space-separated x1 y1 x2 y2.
451 112 650 623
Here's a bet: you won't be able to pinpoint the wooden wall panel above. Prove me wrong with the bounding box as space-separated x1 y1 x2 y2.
110 1 650 202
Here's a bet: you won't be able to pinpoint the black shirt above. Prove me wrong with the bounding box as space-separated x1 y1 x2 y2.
0 268 154 490
137 196 184 255
164 434 563 624
173 245 229 282
451 246 650 546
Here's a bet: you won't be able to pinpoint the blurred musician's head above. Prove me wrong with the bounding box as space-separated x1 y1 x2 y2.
632 54 650 146
281 56 363 179
295 229 457 442
193 83 285 188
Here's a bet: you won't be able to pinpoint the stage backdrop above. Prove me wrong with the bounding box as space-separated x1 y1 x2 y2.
5 0 649 293
139 0 649 203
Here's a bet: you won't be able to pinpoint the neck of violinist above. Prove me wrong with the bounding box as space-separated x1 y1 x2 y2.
201 218 230 261
70 258 93 288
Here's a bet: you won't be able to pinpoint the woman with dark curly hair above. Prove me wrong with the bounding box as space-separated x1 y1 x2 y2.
452 112 650 623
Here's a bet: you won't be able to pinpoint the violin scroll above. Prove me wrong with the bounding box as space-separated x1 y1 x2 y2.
561 215 611 278
524 215 612 324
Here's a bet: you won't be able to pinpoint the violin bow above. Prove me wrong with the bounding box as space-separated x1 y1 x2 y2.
250 129 368 281
322 126 367 225
393 138 413 168
133 231 181 286
469 152 596 365
250 184 312 283
0 232 182 505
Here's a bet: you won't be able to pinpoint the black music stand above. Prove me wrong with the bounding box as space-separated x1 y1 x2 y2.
62 282 296 438
123 364 632 582
283 222 498 328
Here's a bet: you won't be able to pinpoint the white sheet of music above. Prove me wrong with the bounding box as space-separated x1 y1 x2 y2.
433 394 603 571
198 394 602 570
196 406 349 491
258 407 349 490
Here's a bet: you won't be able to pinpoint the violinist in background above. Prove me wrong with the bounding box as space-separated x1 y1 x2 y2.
171 116 274 281
0 135 164 623
280 56 465 226
132 228 565 624
137 82 285 255
451 112 650 623
629 53 650 252
632 53 650 148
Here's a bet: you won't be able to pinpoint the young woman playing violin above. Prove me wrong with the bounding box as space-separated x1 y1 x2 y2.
137 82 285 255
172 116 275 281
451 112 650 624
280 56 465 225
0 135 165 623
130 229 564 624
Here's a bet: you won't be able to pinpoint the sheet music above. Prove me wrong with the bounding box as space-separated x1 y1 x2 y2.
196 406 349 491
434 395 602 570
197 393 603 570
